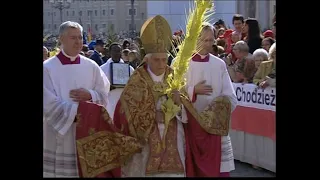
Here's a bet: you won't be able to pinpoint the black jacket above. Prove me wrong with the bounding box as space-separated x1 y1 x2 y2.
247 37 262 54
89 50 104 66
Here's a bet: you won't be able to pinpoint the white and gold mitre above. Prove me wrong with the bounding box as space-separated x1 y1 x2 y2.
140 15 172 54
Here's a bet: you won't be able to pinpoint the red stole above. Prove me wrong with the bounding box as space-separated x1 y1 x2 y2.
184 109 222 177
56 51 80 65
76 101 142 178
75 101 121 177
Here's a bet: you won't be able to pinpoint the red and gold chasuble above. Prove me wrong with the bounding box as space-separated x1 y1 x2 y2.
75 101 142 177
113 65 184 175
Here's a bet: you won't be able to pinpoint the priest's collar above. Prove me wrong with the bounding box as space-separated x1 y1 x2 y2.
147 65 165 82
192 53 210 62
57 49 80 65
106 58 124 64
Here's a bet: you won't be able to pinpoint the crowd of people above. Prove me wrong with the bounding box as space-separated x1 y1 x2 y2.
43 10 276 177
210 15 276 89
44 13 276 89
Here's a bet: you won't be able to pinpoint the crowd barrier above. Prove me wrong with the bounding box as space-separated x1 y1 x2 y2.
230 83 276 173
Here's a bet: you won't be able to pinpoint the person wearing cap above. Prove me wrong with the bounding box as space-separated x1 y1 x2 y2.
89 39 105 66
179 23 237 177
263 30 274 39
113 15 186 177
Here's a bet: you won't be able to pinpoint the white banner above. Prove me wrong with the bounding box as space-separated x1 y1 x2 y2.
232 83 276 111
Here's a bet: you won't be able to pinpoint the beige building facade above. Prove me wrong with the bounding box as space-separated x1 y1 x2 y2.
43 0 147 35
237 0 276 30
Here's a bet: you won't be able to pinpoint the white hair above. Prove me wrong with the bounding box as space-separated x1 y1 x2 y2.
253 48 269 61
202 22 214 29
43 46 48 51
234 40 249 52
58 21 83 36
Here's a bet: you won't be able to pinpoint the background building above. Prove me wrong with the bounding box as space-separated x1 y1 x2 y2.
146 0 238 33
43 0 276 36
237 0 276 30
146 0 275 32
43 0 147 35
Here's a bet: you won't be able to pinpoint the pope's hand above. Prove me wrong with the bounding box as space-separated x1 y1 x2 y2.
171 89 182 106
194 80 213 95
69 88 92 102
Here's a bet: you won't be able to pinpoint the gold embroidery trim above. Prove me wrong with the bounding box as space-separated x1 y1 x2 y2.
76 131 142 177
146 119 184 175
119 66 172 141
181 93 232 136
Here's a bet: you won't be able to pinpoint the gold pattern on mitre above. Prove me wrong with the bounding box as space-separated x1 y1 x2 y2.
140 15 172 54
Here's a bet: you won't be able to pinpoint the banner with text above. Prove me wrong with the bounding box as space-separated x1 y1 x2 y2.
231 83 276 141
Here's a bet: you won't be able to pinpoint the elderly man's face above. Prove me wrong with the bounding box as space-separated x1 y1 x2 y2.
43 48 49 61
60 27 83 56
146 53 168 76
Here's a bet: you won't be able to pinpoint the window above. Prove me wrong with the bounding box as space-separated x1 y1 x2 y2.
48 12 50 16
129 24 136 30
53 12 56 16
102 10 105 16
95 10 97 16
129 8 136 16
87 10 91 16
102 24 106 28
110 9 114 15
72 11 75 16
95 24 98 31
79 11 82 16
66 11 69 16
110 24 114 31
87 24 90 31
54 24 57 30
48 24 51 29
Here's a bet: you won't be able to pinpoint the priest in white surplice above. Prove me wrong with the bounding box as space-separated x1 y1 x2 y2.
100 43 134 118
43 21 110 177
173 24 237 177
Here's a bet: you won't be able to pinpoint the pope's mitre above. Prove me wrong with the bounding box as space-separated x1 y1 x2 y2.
140 15 172 54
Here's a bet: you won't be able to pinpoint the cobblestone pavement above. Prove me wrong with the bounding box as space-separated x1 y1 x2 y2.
230 160 276 177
